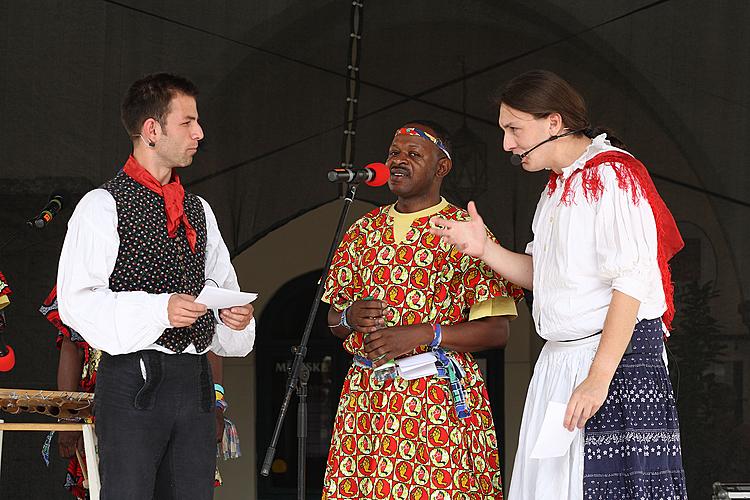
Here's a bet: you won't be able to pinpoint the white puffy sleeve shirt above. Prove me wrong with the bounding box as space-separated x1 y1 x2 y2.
525 135 666 341
57 189 255 356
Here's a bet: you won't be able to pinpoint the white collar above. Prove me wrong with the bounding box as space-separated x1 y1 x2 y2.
560 133 611 179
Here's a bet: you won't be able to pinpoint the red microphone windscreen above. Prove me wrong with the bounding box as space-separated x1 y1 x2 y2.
0 344 15 372
364 162 389 187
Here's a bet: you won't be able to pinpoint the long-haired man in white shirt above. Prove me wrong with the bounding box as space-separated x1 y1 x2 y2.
430 70 688 499
57 73 255 499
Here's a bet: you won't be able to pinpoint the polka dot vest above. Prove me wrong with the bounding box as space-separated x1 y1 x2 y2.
102 171 216 353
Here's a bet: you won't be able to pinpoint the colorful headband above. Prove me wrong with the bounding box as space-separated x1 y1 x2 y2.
395 127 452 160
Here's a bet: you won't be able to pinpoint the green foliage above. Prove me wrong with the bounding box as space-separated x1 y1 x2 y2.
669 281 725 420
668 280 741 497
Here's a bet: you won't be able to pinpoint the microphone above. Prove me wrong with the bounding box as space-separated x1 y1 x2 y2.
0 337 14 372
510 128 583 166
327 162 389 187
0 313 13 372
27 193 64 229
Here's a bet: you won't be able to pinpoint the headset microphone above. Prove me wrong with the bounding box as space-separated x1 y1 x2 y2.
133 134 155 148
509 128 584 166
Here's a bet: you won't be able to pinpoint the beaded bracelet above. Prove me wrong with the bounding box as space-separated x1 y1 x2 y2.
429 323 442 348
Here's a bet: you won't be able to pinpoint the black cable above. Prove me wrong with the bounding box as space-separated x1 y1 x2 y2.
102 0 675 136
185 122 343 188
332 1 676 126
107 0 750 209
101 0 490 125
102 0 658 160
102 0 671 115
103 0 345 80
650 173 750 208
405 0 674 100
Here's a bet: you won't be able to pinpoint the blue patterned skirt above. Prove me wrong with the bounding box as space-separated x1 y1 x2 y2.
583 318 688 499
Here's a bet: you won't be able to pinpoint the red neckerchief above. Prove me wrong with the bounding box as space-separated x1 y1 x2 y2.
547 151 684 331
122 155 197 253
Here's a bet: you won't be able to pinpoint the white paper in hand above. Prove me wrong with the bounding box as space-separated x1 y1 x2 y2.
529 401 578 459
195 286 257 309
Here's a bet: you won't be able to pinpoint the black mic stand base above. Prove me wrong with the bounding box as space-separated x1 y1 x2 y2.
296 360 310 500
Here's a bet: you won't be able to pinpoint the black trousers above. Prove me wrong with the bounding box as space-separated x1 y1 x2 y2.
94 350 216 500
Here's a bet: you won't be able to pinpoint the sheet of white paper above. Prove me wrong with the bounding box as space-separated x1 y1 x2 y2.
194 287 257 309
529 401 578 459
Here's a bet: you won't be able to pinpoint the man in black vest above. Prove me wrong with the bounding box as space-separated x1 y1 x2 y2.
57 73 255 499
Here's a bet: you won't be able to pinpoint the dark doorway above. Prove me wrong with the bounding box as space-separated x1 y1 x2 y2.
255 269 349 499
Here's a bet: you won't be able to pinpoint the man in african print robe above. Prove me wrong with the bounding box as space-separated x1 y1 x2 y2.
321 120 524 499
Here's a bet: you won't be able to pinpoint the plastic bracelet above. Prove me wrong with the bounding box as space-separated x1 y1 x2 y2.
214 383 225 395
328 306 353 330
341 307 353 330
328 307 354 330
429 323 442 348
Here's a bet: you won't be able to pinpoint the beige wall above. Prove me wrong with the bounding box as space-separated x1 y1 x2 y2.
217 198 540 498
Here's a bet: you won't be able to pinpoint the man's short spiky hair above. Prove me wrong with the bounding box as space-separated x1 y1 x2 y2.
120 73 199 137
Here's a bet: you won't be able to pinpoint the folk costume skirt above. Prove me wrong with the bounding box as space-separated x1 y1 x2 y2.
508 318 687 500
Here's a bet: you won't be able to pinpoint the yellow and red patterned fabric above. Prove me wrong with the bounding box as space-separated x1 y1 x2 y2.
0 271 11 310
321 202 523 499
40 285 99 499
40 286 100 394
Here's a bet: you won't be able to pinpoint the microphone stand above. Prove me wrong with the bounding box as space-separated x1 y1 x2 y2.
261 182 360 500
0 223 32 255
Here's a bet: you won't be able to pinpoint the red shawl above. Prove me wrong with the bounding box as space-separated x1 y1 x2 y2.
547 151 684 330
